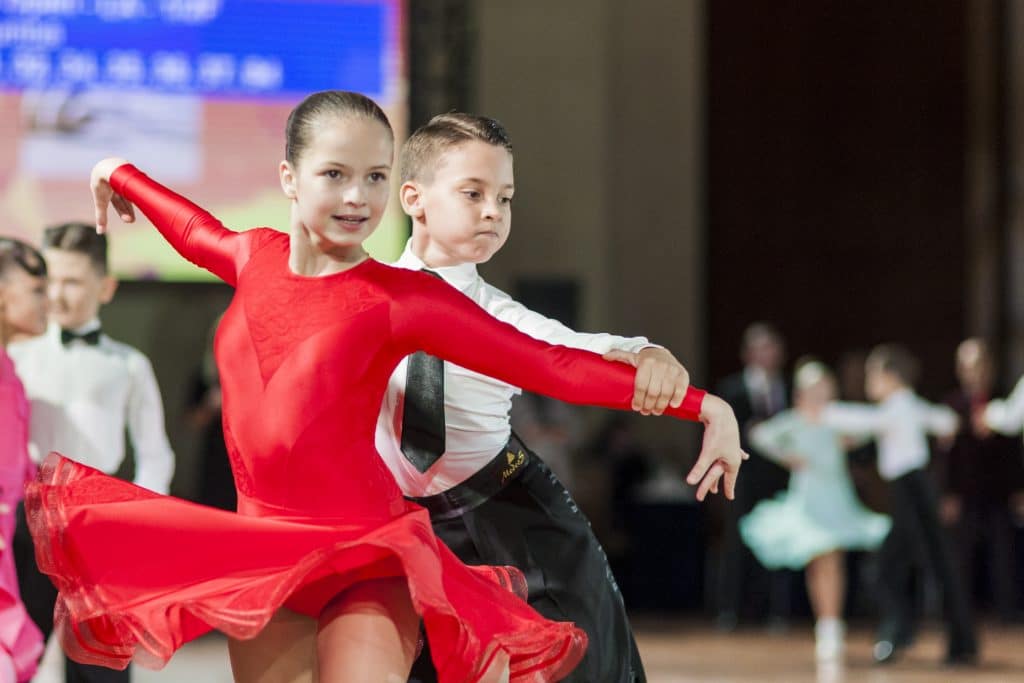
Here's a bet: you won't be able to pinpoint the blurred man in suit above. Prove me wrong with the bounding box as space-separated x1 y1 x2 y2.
715 323 792 630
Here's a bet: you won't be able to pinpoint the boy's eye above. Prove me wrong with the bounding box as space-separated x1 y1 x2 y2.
463 190 481 200
369 172 387 183
500 196 513 205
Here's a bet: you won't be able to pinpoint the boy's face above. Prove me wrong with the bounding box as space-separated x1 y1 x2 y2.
865 362 899 401
44 249 116 330
0 268 48 338
404 140 514 266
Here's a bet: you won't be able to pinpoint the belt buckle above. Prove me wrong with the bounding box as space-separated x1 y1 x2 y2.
499 448 527 485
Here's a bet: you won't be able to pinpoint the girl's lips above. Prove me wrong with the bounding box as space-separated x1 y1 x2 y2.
333 216 369 231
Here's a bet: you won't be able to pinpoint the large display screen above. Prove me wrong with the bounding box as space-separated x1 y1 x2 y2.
0 0 407 279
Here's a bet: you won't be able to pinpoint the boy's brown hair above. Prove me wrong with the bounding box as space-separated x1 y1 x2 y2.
867 343 921 387
400 112 513 184
43 222 108 274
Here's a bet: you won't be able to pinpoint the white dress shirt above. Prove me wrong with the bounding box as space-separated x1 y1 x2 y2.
375 240 653 497
9 321 175 494
984 375 1024 436
822 388 958 481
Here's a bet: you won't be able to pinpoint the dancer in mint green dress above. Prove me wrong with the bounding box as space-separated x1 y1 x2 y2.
740 360 890 662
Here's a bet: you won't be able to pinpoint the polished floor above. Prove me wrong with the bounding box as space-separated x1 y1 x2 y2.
33 619 1024 682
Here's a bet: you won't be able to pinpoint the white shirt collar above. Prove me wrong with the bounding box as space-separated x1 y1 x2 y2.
882 387 914 406
395 240 480 294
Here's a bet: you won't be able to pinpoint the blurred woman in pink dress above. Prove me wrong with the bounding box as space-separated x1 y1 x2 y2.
0 237 47 682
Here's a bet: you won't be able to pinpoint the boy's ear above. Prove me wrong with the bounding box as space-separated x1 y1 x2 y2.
279 160 297 199
399 181 424 219
98 275 118 305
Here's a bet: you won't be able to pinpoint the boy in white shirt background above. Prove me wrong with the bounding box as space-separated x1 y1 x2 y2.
11 223 175 683
378 113 744 683
821 344 977 667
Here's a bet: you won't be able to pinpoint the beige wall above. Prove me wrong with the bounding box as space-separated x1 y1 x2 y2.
474 0 705 454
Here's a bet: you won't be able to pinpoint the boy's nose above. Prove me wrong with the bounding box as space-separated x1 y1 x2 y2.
481 202 501 220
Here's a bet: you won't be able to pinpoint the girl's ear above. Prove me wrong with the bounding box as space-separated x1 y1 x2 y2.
279 161 298 199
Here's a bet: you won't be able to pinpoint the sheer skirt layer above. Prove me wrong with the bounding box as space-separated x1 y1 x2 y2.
27 453 585 681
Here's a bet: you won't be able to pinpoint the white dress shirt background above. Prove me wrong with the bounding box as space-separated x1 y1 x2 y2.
822 388 958 481
10 321 175 494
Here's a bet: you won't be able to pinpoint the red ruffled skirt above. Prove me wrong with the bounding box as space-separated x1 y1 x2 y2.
27 453 586 681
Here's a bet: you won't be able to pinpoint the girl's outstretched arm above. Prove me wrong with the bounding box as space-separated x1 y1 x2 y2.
390 269 746 499
91 159 256 285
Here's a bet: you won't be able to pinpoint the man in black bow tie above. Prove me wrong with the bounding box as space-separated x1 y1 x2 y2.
9 223 174 683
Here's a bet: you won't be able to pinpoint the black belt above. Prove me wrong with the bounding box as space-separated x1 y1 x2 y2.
407 433 532 521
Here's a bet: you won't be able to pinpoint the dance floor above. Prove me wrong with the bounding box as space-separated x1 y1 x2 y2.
108 618 1022 682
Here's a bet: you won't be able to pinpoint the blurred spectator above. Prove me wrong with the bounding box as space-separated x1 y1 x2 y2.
941 338 1024 621
714 322 793 630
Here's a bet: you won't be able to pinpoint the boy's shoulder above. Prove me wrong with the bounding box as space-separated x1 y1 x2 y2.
98 334 153 365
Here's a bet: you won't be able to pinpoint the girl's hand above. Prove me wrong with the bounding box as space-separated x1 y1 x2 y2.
91 157 135 233
687 394 748 501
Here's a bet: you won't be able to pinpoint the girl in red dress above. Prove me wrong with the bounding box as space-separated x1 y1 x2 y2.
28 91 742 682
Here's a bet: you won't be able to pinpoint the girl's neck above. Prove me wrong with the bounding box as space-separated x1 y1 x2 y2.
289 225 368 277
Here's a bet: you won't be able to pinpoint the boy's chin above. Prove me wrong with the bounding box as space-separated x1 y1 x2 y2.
51 314 92 330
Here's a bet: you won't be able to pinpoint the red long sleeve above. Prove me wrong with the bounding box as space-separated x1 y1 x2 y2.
389 269 705 422
110 165 259 286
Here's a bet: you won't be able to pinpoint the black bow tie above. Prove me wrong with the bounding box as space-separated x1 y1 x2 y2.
61 328 101 346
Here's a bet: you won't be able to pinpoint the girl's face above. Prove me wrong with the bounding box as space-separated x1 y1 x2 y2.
1 267 48 339
280 115 394 253
796 376 836 410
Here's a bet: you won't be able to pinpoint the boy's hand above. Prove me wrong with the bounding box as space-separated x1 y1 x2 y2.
602 347 689 415
91 157 135 233
685 394 748 501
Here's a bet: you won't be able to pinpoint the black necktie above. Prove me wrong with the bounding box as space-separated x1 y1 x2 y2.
400 270 446 472
61 328 101 346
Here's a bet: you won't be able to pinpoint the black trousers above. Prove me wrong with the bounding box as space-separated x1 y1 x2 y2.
14 503 131 683
952 497 1018 620
716 454 793 622
876 470 976 656
408 455 645 683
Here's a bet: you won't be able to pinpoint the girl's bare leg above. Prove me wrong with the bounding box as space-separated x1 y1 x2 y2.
480 650 510 683
315 577 512 682
806 550 845 619
806 550 846 661
316 577 419 682
228 607 317 683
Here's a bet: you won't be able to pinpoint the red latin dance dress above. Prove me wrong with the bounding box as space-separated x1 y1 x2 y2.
27 165 705 681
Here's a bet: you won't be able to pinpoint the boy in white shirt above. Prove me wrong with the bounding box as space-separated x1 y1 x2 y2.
378 113 744 682
11 223 175 683
821 344 977 666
